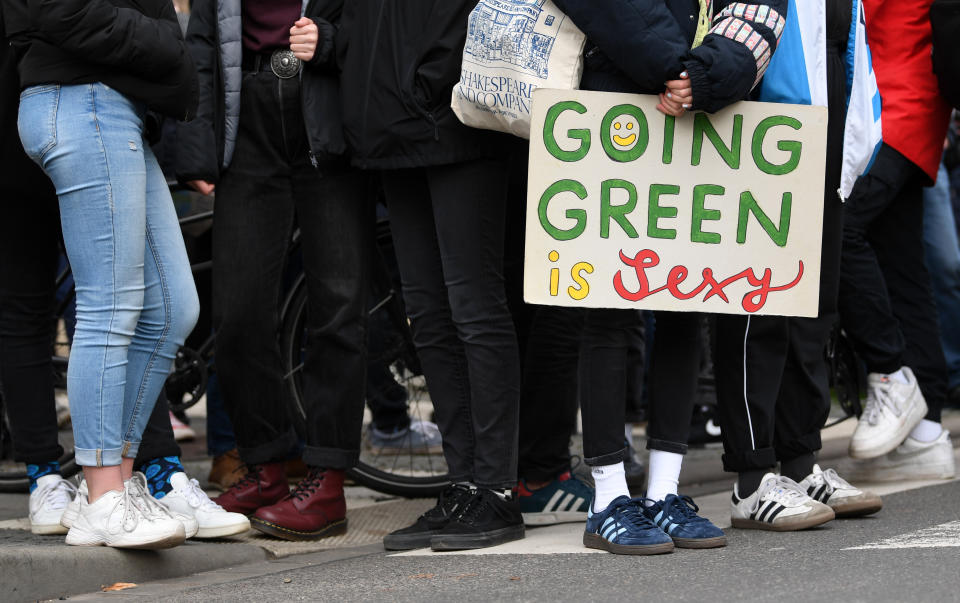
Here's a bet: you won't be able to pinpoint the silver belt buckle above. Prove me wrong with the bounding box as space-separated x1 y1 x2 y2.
270 49 302 79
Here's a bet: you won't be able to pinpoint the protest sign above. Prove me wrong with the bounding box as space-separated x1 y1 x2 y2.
523 88 828 317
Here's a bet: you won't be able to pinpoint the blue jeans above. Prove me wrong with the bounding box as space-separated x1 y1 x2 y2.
923 162 960 390
18 83 199 467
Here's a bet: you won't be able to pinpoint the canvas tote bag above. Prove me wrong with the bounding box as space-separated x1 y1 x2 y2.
451 0 586 139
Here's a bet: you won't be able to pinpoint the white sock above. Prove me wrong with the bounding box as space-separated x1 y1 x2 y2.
645 450 683 505
591 462 628 512
909 419 942 442
888 368 909 384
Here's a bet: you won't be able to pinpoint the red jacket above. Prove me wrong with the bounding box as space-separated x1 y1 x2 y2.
864 0 951 182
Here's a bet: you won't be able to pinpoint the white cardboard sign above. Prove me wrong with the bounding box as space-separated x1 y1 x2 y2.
523 88 828 317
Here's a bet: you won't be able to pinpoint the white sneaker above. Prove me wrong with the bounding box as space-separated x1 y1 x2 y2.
730 473 835 531
157 472 250 538
847 429 956 482
126 472 199 538
849 368 928 459
60 478 87 529
29 474 75 535
170 412 196 442
65 488 186 549
798 464 882 518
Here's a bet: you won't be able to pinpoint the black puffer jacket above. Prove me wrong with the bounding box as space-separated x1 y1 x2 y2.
2 0 197 120
175 0 345 184
553 0 789 109
337 0 503 170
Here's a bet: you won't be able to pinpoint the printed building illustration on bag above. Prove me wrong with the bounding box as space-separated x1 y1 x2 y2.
464 0 562 79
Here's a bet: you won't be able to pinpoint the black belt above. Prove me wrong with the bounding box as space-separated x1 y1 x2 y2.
241 48 302 79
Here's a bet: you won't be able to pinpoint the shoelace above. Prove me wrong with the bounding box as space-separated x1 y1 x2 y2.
817 468 854 494
115 486 142 533
664 495 702 522
290 470 326 502
454 489 519 526
230 465 264 491
182 477 224 512
424 484 471 519
35 478 77 512
749 476 809 515
608 497 658 529
862 380 901 425
128 474 176 521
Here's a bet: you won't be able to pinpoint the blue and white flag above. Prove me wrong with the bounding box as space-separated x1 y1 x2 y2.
839 0 882 200
756 0 828 107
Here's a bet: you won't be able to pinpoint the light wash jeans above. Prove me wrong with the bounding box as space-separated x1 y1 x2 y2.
18 83 199 467
923 162 960 390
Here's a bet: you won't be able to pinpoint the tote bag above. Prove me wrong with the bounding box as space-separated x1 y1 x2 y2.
451 0 586 139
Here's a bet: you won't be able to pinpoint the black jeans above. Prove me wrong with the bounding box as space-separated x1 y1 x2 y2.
213 70 372 469
838 143 947 421
382 159 521 489
646 311 703 455
579 308 645 466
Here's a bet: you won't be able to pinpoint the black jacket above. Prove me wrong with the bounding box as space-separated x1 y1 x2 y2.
552 0 789 110
2 0 198 120
337 0 503 170
175 0 345 184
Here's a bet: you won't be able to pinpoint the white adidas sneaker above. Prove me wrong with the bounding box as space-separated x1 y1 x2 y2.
848 429 956 482
798 465 882 518
29 474 75 535
65 488 185 549
126 472 199 539
157 473 250 538
730 473 835 531
849 368 928 460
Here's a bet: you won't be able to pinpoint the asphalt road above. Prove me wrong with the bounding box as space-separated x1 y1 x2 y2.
74 479 960 602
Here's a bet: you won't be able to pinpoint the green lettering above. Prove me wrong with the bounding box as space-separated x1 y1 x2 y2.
543 101 591 162
600 180 639 239
647 183 680 240
737 191 792 247
692 113 742 169
751 116 803 175
538 180 589 241
600 104 649 162
662 115 675 165
691 184 724 244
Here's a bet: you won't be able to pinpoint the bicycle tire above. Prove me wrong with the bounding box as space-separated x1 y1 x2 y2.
280 276 450 498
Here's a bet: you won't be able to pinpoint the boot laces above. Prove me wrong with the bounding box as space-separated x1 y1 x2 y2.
290 469 326 502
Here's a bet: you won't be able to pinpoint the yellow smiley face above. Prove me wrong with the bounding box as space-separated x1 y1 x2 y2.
610 117 638 149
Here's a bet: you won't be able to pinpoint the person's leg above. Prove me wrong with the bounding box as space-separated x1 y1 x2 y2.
382 167 474 485
133 389 184 497
922 162 960 393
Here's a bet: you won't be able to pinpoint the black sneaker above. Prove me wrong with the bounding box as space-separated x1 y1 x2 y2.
383 484 473 550
430 488 525 551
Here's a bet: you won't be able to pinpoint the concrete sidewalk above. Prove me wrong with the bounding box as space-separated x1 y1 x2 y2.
2 411 957 601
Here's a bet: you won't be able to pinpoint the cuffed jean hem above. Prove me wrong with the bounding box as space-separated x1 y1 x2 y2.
16 444 65 466
475 479 519 490
774 431 822 463
238 427 299 465
75 446 124 467
302 446 359 470
584 446 629 467
646 438 689 455
722 447 778 473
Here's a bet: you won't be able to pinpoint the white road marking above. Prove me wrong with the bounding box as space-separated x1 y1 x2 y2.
844 521 960 550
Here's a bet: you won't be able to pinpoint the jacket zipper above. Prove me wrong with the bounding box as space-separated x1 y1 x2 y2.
302 0 319 168
360 0 386 160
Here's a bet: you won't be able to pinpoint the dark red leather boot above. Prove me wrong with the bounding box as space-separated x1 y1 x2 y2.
213 461 289 515
249 468 347 541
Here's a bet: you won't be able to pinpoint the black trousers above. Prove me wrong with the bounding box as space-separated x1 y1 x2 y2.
837 144 947 420
213 71 372 469
382 159 521 489
579 308 645 466
715 42 850 472
646 311 704 455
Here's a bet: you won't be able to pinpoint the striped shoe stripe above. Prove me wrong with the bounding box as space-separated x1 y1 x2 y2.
757 501 780 522
813 484 828 502
544 490 566 513
766 504 786 522
565 496 585 512
753 500 774 521
612 526 627 541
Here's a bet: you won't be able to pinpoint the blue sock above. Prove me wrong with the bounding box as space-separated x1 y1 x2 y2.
141 456 185 499
26 461 60 493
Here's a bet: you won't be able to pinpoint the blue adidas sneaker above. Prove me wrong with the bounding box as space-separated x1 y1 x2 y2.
642 494 727 549
516 472 593 526
583 496 674 555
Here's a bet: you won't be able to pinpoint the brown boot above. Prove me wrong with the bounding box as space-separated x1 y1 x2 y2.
208 449 247 491
213 461 289 515
250 468 348 541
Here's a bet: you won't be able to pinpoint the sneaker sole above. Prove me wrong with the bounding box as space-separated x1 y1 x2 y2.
66 529 186 549
430 524 525 551
672 535 727 549
832 497 883 518
583 532 675 555
195 520 252 539
849 396 928 460
731 506 835 532
522 511 586 526
383 531 438 551
31 523 68 536
249 517 347 541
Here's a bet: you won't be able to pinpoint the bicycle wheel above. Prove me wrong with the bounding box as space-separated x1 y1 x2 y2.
280 276 450 498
